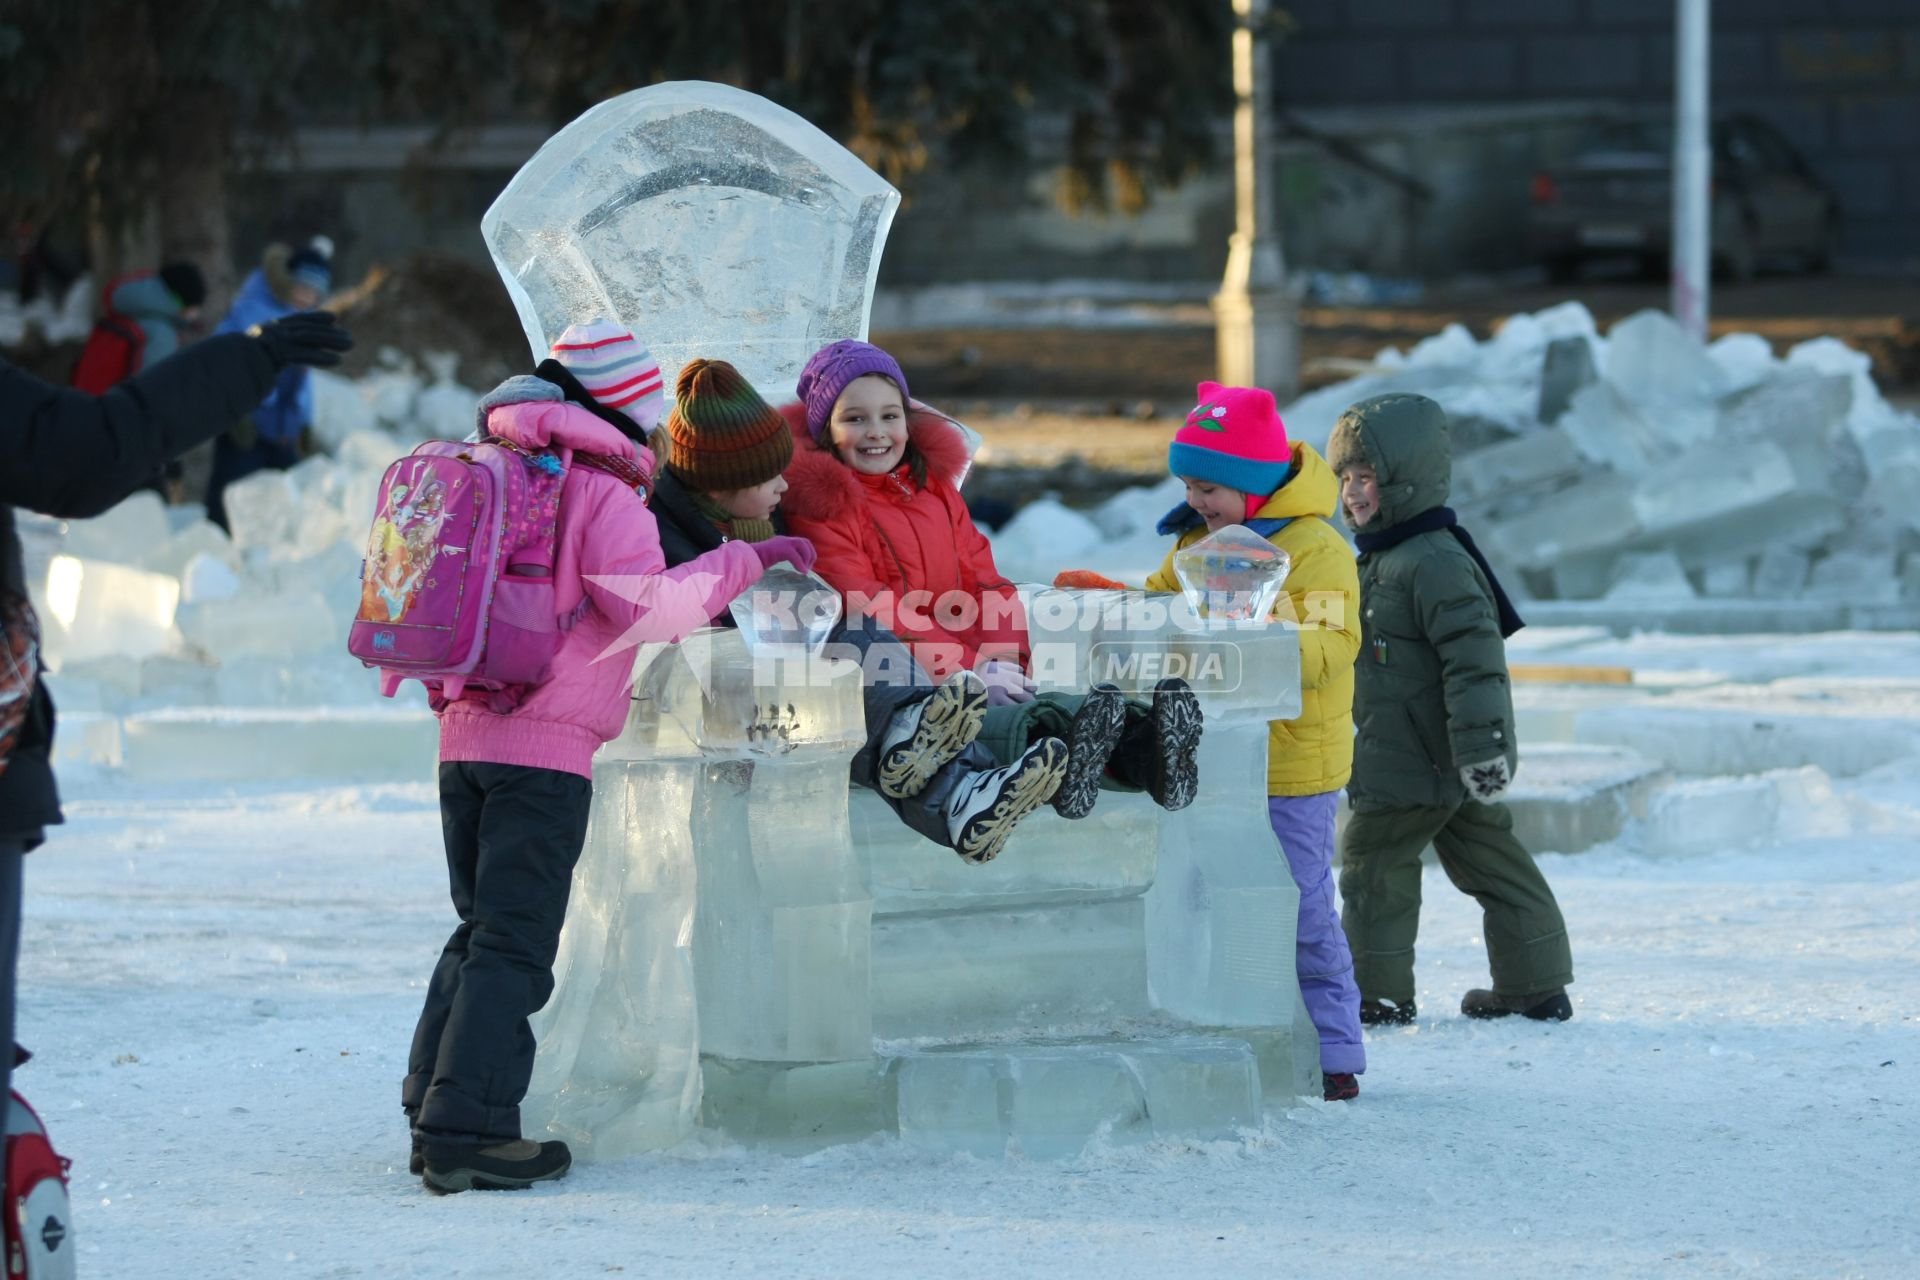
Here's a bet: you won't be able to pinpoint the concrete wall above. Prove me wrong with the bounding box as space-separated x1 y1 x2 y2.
224 2 1916 289
879 102 1616 284
1274 0 1920 264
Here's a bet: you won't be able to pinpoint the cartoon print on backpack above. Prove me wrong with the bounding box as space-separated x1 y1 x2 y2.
349 389 625 712
360 471 453 623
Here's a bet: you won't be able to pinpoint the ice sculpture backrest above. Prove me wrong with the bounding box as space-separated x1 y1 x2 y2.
481 81 901 401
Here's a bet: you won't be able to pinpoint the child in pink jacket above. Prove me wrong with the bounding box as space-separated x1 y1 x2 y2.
404 322 810 1193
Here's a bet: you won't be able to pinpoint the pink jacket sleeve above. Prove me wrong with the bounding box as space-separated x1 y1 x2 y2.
572 478 764 644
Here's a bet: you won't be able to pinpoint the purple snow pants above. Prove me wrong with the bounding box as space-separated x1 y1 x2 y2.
1268 792 1366 1075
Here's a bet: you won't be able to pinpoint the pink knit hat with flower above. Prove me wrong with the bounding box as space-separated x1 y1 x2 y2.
1169 381 1294 520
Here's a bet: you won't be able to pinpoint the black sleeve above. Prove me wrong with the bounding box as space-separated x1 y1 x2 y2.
0 334 279 519
653 515 702 569
647 472 722 570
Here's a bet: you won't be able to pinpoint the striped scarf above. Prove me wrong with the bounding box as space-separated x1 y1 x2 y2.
691 489 775 544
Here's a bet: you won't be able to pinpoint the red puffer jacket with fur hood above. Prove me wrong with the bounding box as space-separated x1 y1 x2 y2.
778 403 1026 680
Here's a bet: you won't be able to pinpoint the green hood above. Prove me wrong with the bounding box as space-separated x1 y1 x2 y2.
1327 393 1451 532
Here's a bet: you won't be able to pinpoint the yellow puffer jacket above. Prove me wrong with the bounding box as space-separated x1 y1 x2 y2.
1146 441 1360 797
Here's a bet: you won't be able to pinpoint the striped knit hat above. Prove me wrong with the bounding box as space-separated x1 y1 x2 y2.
1169 381 1294 519
287 236 333 295
548 320 666 433
662 359 794 492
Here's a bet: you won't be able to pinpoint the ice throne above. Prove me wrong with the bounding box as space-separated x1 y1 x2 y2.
485 83 1314 1159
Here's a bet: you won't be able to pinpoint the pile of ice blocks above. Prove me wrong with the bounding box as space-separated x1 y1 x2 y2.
988 303 1920 611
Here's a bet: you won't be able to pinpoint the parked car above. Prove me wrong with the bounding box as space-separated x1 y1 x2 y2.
1528 113 1839 283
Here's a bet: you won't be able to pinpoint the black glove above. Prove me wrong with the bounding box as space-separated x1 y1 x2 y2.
249 310 353 370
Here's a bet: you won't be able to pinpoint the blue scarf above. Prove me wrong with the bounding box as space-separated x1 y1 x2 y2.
1354 506 1525 639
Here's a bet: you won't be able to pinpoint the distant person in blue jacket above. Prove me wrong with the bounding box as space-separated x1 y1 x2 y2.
205 237 335 529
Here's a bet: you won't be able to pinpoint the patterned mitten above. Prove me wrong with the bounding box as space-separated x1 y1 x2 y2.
1459 756 1512 803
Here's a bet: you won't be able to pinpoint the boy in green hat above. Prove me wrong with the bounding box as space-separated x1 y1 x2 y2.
1327 392 1574 1025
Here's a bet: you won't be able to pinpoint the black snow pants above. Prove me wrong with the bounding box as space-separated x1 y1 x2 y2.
828 613 998 851
404 762 592 1147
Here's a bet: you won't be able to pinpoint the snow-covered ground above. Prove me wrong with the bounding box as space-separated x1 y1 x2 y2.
17 632 1920 1278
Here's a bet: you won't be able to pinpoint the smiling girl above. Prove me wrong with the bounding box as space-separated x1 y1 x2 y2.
780 340 1206 829
778 340 1028 695
647 354 1069 865
1144 380 1368 1102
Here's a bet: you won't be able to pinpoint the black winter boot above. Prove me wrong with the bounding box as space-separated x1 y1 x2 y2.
1051 683 1127 819
1460 988 1573 1022
1359 997 1416 1026
1106 678 1202 811
421 1139 572 1193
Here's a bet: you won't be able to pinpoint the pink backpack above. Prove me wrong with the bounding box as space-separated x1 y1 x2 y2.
348 438 573 711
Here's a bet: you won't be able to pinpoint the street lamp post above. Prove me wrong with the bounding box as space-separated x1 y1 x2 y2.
1671 0 1712 341
1212 0 1300 402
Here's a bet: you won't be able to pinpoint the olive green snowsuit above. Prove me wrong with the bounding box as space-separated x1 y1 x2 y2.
1327 393 1573 1005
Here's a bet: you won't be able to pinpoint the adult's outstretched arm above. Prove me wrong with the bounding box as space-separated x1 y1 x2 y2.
0 334 278 519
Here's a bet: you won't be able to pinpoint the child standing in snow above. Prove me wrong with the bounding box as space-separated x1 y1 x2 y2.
647 354 1070 864
403 322 806 1193
206 238 333 528
778 339 1205 834
1326 391 1574 1028
1059 380 1368 1102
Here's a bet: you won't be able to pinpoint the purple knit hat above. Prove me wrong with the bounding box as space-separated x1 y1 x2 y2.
795 339 910 442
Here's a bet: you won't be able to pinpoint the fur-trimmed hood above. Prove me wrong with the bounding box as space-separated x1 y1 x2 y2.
778 401 973 522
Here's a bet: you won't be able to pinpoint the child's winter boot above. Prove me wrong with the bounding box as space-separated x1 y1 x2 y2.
1359 997 1416 1026
1322 1072 1360 1102
1051 683 1128 819
420 1138 572 1193
946 737 1069 863
1460 988 1572 1022
876 670 989 799
1106 677 1203 811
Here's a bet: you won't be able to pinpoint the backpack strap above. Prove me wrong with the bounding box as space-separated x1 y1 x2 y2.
574 449 647 492
97 313 143 349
